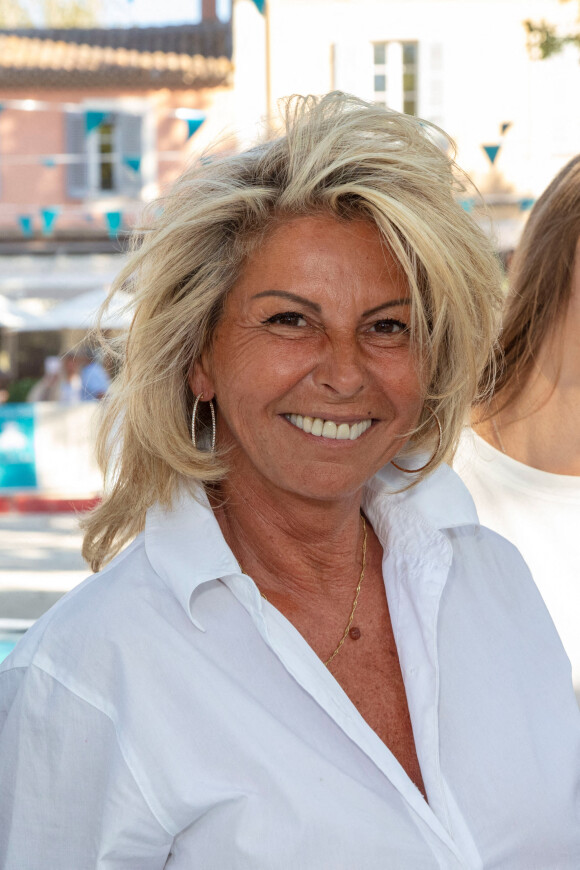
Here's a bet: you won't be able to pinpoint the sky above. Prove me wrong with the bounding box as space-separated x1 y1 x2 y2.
102 0 231 26
21 0 232 26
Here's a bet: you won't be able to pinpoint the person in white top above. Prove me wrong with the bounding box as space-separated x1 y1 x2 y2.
455 155 580 699
1 94 579 868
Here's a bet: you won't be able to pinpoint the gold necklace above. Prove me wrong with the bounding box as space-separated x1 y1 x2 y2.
240 515 367 668
324 515 367 667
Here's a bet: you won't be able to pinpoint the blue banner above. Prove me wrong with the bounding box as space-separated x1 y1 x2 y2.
0 404 37 490
251 0 265 12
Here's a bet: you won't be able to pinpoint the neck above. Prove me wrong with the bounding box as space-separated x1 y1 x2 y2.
213 468 365 608
474 316 580 474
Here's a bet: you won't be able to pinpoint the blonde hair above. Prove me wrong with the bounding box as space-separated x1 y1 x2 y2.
83 92 502 570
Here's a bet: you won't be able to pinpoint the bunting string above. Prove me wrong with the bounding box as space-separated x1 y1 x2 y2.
0 151 190 165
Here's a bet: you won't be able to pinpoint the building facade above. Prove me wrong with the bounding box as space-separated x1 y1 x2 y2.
0 20 233 244
234 0 580 248
0 15 233 377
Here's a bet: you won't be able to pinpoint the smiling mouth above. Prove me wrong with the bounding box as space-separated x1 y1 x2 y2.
284 414 373 441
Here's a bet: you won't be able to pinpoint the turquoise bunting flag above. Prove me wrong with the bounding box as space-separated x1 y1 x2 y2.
186 117 206 139
105 211 123 238
482 144 501 166
41 207 60 235
123 156 141 173
85 111 109 134
18 216 33 237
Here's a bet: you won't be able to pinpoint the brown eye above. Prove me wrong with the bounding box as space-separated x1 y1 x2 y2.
370 319 408 334
264 312 307 327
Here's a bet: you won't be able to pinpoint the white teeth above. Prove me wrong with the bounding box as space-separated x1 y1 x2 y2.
322 421 337 438
285 415 372 440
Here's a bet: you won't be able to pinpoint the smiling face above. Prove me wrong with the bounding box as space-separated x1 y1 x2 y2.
191 214 425 504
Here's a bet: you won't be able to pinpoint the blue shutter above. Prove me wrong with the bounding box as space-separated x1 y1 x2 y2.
118 112 143 198
65 111 88 198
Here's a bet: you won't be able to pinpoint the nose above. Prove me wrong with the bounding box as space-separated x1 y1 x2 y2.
313 335 365 398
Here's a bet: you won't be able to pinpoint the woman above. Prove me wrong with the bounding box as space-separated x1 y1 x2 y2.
1 94 579 868
455 156 580 699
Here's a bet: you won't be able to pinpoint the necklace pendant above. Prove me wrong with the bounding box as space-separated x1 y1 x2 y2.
349 626 361 640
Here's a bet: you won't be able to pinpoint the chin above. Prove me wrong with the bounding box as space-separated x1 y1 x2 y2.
273 465 374 503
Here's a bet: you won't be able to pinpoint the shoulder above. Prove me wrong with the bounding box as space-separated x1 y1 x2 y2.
371 461 548 615
0 533 169 701
443 520 570 673
446 519 532 592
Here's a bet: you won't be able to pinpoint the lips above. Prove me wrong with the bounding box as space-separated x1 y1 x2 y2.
285 414 372 440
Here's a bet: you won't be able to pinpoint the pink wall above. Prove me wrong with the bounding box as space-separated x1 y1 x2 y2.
0 84 232 234
0 94 65 206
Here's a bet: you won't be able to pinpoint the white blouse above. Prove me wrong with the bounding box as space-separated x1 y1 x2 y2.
1 463 579 869
454 426 580 697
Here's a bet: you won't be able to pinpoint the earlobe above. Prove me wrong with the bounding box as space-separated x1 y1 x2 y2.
188 357 215 401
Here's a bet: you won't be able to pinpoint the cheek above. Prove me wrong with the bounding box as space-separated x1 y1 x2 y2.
214 337 315 399
372 349 424 404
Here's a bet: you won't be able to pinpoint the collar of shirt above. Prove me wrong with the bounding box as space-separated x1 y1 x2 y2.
144 461 479 635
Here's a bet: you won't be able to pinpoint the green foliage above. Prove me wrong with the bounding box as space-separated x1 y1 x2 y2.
7 377 38 403
525 0 580 59
41 0 100 27
525 19 580 58
0 0 100 28
0 0 33 27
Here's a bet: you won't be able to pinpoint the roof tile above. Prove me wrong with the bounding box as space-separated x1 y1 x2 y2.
0 23 232 89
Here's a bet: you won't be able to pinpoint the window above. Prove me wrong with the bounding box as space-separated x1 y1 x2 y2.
65 106 146 199
402 43 418 116
97 121 115 191
372 41 418 116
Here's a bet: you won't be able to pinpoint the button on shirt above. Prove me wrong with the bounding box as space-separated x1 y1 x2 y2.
1 464 579 869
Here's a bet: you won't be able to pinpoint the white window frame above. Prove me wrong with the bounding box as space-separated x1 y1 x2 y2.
76 97 156 201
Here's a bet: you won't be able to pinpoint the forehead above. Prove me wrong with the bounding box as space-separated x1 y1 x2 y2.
231 214 408 305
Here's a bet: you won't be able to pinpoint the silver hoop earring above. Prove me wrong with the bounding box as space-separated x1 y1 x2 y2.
191 393 216 452
391 409 442 474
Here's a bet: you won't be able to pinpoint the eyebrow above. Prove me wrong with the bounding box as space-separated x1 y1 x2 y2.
362 298 411 317
252 290 411 318
252 290 321 312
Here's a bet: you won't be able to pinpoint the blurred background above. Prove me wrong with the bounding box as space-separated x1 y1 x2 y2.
1 0 579 655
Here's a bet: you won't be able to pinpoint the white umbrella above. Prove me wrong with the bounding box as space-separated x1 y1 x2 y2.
32 287 133 331
0 295 43 330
